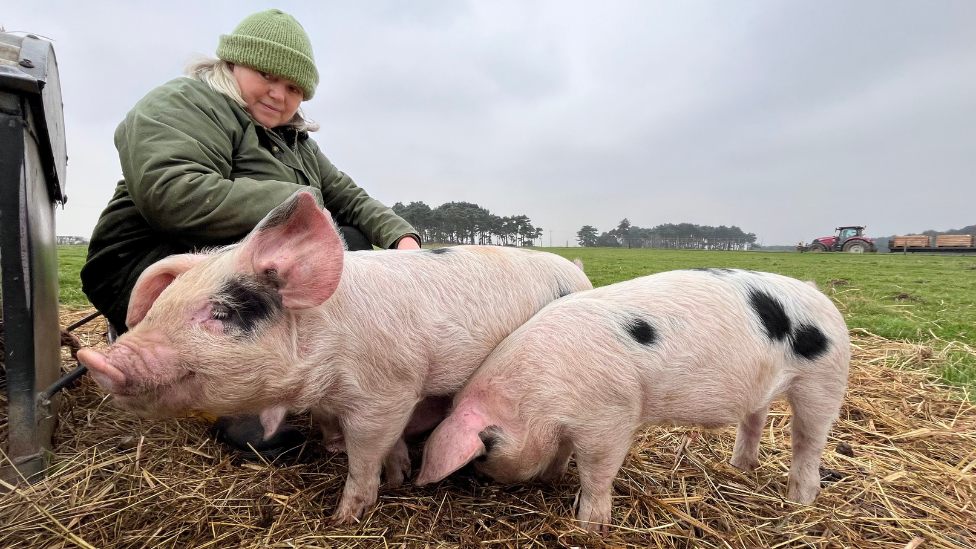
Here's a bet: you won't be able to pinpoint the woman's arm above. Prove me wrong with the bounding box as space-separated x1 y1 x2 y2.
312 145 420 249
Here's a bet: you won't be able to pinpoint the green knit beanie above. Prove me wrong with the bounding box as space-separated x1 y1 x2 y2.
217 9 319 99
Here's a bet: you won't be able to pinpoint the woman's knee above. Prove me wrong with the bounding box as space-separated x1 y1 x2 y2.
339 226 373 251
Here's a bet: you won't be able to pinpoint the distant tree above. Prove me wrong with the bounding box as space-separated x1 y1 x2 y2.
616 218 632 236
394 200 541 246
577 225 598 247
595 232 621 247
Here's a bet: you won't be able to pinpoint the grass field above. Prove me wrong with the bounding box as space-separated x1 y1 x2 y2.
55 245 976 388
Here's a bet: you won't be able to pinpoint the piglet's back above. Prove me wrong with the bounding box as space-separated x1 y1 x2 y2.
313 246 593 394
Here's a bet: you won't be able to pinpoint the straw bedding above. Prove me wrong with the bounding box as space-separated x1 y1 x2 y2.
1 308 974 548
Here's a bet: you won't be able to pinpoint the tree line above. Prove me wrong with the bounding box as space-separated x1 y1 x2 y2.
393 201 543 246
577 219 759 250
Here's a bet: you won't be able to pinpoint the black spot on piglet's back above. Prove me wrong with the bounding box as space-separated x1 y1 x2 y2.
625 317 657 346
691 267 736 275
791 324 830 360
748 290 791 342
428 247 450 255
556 281 573 299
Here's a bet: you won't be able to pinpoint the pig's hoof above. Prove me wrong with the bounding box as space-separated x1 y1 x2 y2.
787 481 820 505
576 503 612 535
330 510 360 525
577 517 611 535
383 446 412 486
729 455 760 472
323 439 347 454
330 502 366 525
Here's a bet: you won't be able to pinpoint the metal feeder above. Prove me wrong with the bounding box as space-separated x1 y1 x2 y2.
0 32 68 486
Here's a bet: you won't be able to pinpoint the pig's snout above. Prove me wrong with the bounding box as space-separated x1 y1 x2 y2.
78 336 184 397
77 347 128 393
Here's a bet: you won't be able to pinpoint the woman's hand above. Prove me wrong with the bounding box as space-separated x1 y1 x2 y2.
396 236 421 250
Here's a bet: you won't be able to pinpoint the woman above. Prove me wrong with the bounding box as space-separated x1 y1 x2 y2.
82 8 419 334
81 9 420 456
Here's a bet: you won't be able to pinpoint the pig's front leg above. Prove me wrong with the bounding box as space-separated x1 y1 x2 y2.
574 438 632 534
332 404 414 524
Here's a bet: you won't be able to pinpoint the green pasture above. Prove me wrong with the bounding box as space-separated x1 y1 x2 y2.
55 245 976 388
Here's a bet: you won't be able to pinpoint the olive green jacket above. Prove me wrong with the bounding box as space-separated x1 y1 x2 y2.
81 77 417 327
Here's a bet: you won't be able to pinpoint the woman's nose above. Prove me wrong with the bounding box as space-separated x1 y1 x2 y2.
268 83 285 100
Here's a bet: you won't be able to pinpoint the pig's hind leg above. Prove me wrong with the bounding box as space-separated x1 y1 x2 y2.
574 437 633 534
730 405 769 472
784 379 843 504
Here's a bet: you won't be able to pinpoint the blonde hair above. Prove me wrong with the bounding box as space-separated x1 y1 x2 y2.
185 56 319 132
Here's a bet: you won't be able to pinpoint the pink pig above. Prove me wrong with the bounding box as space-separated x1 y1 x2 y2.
416 269 850 533
77 191 592 523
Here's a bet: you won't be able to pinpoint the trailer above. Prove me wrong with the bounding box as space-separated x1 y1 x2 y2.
888 235 976 253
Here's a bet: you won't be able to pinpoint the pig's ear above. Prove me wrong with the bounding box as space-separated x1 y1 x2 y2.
237 191 344 310
127 254 209 328
77 348 127 393
415 410 491 485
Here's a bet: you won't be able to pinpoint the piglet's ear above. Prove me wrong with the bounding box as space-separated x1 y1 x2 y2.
415 409 490 485
127 254 209 329
237 191 344 310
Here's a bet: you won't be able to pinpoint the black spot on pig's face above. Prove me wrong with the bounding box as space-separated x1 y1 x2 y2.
625 316 657 346
748 289 791 342
210 274 283 338
428 247 450 255
791 324 829 360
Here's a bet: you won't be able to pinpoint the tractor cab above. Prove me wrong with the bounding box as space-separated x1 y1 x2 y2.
837 226 861 242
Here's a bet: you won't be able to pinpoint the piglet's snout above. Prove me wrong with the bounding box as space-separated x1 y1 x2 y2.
79 333 184 396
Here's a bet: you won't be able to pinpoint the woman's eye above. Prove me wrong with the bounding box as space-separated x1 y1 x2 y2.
289 86 301 95
260 71 271 80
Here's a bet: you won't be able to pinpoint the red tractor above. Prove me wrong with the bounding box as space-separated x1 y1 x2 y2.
806 226 877 253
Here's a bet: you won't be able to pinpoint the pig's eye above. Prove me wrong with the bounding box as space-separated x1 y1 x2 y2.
211 304 230 320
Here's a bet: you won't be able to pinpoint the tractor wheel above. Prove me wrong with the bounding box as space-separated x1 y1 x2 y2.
809 243 828 253
843 240 870 253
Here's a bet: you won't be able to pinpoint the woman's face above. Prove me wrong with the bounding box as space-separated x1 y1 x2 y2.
231 64 304 129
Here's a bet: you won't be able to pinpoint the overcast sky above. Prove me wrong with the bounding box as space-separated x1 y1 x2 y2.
5 1 975 246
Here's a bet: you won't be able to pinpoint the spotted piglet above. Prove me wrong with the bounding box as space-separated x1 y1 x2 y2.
416 268 850 532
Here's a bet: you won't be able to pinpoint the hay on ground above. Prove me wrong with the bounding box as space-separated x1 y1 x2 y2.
1 310 974 548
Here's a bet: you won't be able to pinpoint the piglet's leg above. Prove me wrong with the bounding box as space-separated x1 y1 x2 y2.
574 439 632 534
730 405 769 472
332 404 414 524
785 380 841 504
